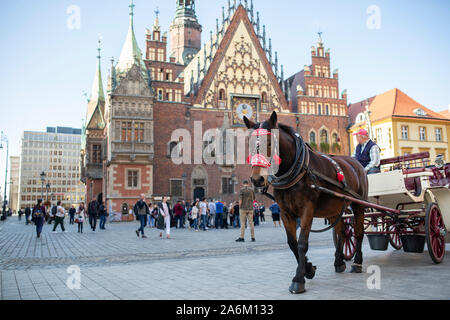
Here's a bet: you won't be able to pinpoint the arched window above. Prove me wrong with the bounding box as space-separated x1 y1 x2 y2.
325 104 330 115
318 104 322 115
219 89 226 101
332 133 339 144
218 89 227 108
261 92 268 103
320 129 328 144
168 141 180 158
309 132 316 144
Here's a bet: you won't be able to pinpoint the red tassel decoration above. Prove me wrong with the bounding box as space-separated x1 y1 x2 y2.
337 173 345 182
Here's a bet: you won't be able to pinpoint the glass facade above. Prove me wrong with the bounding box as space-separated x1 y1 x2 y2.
18 129 85 209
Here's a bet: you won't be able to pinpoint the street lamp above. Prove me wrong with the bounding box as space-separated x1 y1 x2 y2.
46 183 51 205
40 171 46 200
0 132 8 221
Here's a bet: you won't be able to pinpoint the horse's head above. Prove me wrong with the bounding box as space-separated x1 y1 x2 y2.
244 111 281 189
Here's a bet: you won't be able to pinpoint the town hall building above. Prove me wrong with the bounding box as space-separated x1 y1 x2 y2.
81 0 350 214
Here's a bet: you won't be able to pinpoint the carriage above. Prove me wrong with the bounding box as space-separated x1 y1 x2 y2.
330 152 450 264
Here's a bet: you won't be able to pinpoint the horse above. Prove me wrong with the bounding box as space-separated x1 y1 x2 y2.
244 111 368 294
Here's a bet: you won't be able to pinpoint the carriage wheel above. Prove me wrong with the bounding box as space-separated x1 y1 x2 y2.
425 203 446 264
387 224 403 250
332 218 356 261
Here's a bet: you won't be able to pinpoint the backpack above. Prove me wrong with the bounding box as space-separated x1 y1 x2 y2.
33 207 44 219
51 206 57 216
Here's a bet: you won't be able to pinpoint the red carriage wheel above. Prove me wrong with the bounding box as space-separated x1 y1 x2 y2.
387 224 403 250
332 218 356 261
425 203 446 264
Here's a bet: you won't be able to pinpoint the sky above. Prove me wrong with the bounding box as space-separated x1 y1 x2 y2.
0 0 449 198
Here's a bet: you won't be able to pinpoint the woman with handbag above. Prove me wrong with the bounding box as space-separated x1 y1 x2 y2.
32 199 46 238
76 202 87 233
191 200 199 232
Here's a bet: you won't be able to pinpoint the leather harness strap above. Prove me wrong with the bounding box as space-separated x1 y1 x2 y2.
263 130 364 201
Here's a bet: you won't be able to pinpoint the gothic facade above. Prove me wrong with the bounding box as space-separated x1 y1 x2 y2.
81 0 351 213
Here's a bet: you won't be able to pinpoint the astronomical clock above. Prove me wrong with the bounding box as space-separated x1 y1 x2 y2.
182 48 198 65
231 95 259 126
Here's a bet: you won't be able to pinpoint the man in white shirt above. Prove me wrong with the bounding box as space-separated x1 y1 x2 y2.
208 199 216 228
352 129 381 174
158 196 172 239
199 199 208 231
52 201 67 233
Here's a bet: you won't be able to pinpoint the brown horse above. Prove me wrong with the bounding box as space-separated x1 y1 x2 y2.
244 112 368 294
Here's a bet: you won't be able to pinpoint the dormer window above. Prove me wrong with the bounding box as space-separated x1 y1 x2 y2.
356 113 365 123
414 108 427 117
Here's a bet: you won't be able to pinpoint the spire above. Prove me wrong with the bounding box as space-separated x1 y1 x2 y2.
86 39 106 130
116 0 147 78
317 31 324 47
90 38 105 103
153 6 161 32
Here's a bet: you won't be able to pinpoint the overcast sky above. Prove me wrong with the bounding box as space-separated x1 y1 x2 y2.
1 0 449 197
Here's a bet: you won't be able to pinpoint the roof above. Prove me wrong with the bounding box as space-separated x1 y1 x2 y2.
350 88 449 127
348 96 375 125
186 5 288 111
85 42 105 128
115 3 148 81
438 109 450 119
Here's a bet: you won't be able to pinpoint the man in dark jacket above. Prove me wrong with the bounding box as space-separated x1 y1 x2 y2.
134 194 150 238
98 201 107 230
173 201 184 229
88 200 99 231
68 205 76 225
25 206 31 225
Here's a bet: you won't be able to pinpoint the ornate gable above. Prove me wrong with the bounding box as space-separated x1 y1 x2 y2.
192 5 289 115
86 105 105 130
113 64 152 97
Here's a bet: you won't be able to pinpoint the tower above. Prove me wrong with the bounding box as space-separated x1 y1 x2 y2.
80 39 106 204
170 0 202 65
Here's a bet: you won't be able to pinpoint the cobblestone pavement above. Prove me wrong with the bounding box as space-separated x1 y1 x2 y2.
0 217 449 300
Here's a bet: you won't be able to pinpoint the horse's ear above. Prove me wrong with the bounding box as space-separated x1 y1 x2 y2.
268 111 278 127
243 116 255 129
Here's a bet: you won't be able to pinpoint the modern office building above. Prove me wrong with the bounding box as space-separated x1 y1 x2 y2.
18 127 85 210
8 156 19 212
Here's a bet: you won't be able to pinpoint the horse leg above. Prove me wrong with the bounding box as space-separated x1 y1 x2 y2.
330 215 346 273
351 205 365 273
289 212 313 294
282 214 299 263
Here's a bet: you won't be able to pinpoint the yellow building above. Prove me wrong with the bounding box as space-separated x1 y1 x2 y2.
348 88 450 163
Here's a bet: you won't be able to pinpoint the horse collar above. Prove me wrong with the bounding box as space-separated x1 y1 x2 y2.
268 131 309 190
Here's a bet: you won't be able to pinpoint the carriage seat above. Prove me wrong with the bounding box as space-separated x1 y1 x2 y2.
430 168 449 187
402 168 432 197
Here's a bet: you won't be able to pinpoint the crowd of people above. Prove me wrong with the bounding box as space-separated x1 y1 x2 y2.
23 197 108 238
23 180 283 240
130 180 283 242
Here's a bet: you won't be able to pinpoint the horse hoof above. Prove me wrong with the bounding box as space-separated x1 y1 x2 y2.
289 282 306 294
351 265 363 273
335 264 346 273
305 263 317 280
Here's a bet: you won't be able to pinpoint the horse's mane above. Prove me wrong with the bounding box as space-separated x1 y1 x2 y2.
278 123 297 137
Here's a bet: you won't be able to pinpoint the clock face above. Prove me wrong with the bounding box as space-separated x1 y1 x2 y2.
182 49 197 64
236 103 254 120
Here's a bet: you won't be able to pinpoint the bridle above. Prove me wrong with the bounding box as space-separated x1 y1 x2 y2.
247 123 366 233
247 127 282 171
248 124 309 198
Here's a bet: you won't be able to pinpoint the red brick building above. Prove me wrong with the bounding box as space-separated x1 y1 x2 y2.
81 0 350 213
